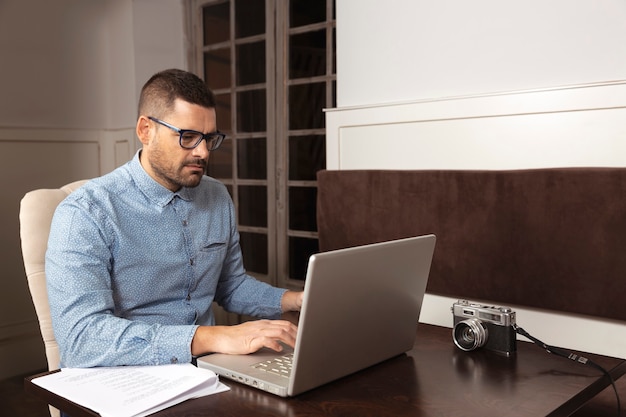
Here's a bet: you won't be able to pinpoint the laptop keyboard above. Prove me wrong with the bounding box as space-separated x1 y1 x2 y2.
251 353 293 378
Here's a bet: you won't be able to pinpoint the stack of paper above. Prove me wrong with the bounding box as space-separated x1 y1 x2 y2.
32 363 230 417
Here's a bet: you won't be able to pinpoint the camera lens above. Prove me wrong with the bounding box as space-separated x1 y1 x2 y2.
453 318 488 351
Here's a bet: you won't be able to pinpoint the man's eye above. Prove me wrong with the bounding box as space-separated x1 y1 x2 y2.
181 133 200 142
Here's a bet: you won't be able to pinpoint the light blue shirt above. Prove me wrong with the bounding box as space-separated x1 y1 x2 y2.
46 151 286 368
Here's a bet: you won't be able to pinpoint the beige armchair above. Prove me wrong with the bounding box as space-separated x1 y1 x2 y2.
19 179 88 417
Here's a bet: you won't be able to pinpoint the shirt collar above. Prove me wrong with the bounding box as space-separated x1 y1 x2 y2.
128 151 197 207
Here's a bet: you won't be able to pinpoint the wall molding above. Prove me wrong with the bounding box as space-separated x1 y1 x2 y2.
325 81 626 170
0 126 137 173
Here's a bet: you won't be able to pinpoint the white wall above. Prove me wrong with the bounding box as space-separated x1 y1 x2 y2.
336 0 626 107
329 0 626 358
132 0 188 107
0 0 187 379
0 0 185 129
0 0 116 129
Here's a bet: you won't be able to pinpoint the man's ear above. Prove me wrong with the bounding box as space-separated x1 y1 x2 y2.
136 115 152 145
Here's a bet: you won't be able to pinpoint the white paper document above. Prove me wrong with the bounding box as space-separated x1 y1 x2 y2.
32 363 230 417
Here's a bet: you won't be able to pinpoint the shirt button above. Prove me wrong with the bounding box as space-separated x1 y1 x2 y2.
170 357 179 364
182 220 188 226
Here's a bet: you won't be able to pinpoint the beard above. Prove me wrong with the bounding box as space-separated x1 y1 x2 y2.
149 151 208 191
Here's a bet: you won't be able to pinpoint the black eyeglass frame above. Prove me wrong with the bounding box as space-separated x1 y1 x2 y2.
148 116 226 150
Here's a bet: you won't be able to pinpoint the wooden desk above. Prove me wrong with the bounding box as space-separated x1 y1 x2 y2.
26 324 626 417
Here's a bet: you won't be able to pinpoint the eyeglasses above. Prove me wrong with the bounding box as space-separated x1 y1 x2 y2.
148 116 226 151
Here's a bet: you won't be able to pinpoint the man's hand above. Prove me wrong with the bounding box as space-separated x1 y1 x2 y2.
191 319 298 356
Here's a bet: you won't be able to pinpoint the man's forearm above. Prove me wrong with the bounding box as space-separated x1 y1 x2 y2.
280 290 304 312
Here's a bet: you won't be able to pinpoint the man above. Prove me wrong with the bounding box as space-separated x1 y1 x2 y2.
46 69 303 368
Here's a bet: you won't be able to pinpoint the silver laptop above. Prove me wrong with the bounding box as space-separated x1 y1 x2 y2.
197 234 436 397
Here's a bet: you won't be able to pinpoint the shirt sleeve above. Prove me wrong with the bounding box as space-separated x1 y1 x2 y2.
46 197 197 368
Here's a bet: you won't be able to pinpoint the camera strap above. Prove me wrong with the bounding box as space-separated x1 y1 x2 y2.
514 324 621 417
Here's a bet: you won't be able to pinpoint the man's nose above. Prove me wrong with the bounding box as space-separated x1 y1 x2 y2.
192 138 210 158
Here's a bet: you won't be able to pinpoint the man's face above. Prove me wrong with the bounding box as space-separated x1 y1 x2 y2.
138 99 217 192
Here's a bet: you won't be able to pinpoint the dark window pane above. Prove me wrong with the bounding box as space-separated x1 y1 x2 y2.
289 186 317 231
290 0 325 28
237 138 267 180
238 185 267 227
240 231 268 274
237 41 266 85
208 138 232 179
289 135 325 180
204 48 231 90
289 30 326 79
332 27 336 73
289 83 325 130
289 236 319 280
237 89 266 132
215 93 232 133
235 0 265 38
203 3 230 45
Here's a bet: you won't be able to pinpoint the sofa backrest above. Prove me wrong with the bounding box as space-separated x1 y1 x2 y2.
316 169 626 322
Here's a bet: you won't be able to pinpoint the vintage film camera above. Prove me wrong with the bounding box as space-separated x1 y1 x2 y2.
452 300 517 356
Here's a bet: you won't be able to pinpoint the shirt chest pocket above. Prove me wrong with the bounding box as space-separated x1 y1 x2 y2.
193 241 228 275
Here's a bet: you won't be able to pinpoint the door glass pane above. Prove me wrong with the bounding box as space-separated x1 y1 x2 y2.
237 138 267 179
203 2 230 45
215 93 232 133
289 30 326 79
237 89 267 132
289 186 317 231
236 41 266 85
240 231 268 274
238 185 267 227
289 135 325 181
208 138 232 179
332 27 336 73
235 0 265 38
289 236 319 280
204 48 231 90
289 0 325 28
289 82 325 130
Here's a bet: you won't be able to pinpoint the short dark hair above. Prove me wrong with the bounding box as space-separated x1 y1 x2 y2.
137 69 216 119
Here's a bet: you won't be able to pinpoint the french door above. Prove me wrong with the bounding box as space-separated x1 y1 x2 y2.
187 0 336 290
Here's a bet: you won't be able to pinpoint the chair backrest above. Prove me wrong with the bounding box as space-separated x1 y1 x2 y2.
19 180 88 417
19 180 88 371
20 180 87 370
